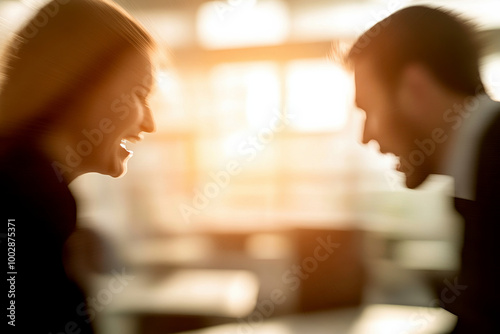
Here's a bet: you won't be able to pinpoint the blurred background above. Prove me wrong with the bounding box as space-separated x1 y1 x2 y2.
1 0 500 333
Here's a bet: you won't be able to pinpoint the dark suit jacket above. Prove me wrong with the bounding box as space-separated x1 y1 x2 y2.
1 138 94 333
449 110 500 333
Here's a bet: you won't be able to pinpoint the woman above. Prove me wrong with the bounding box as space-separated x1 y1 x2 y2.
0 0 157 332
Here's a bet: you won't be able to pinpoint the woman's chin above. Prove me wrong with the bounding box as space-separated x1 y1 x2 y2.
98 155 131 178
111 160 129 178
109 166 127 178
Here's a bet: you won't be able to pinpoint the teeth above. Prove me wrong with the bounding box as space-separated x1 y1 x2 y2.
128 137 138 144
120 139 128 150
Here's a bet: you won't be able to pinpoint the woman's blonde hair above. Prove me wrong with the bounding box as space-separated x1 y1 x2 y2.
0 0 156 138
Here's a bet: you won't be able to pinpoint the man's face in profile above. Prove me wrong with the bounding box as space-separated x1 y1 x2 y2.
353 58 431 188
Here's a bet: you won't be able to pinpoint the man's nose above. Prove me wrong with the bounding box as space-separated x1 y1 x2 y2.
361 122 372 145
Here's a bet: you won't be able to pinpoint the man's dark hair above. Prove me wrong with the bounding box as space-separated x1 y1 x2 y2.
347 5 485 96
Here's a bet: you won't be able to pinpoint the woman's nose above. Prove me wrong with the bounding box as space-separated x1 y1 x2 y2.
141 106 156 133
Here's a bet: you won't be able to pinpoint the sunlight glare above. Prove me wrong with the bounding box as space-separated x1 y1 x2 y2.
482 55 500 101
197 0 290 49
286 60 353 132
224 271 260 317
245 66 281 129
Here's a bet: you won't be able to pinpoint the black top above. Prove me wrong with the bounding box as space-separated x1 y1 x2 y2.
1 138 94 333
448 111 500 333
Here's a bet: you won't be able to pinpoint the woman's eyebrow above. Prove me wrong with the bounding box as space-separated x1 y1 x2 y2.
147 74 159 94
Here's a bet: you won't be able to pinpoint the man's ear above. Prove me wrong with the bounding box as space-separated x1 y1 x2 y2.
397 63 436 125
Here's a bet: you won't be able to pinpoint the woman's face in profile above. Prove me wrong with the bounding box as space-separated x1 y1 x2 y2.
74 51 156 178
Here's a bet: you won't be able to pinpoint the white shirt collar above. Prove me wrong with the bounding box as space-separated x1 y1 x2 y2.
440 94 500 200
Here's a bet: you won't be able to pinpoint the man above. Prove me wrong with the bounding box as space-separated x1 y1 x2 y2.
346 5 500 333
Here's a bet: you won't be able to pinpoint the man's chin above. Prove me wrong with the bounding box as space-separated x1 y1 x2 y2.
395 156 430 189
403 171 429 189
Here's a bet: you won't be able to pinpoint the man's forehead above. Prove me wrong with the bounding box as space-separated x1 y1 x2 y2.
353 58 381 104
353 62 369 106
353 58 374 83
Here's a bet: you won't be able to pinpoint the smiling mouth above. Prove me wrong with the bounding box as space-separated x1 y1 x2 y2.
120 139 132 155
120 135 143 155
